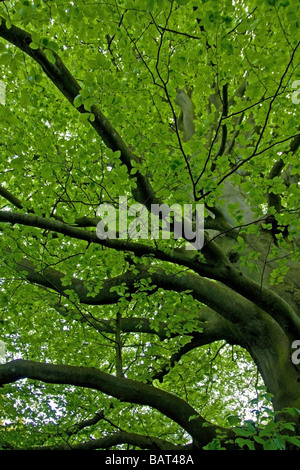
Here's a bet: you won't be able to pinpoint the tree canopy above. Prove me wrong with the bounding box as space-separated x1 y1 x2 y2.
0 0 299 452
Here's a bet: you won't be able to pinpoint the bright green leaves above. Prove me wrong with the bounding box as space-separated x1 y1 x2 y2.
220 38 234 56
231 409 300 450
0 50 12 66
29 41 39 50
73 95 95 123
28 33 57 65
73 72 98 116
0 0 299 452
175 0 190 5
73 94 83 109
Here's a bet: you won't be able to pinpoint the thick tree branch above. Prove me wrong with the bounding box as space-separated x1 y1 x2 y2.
0 359 230 447
215 264 300 342
0 209 220 278
14 255 267 342
0 18 158 207
53 303 241 383
0 185 24 210
2 209 299 340
150 326 239 383
53 304 235 343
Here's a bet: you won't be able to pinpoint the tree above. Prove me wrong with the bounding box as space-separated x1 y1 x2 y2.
0 0 299 451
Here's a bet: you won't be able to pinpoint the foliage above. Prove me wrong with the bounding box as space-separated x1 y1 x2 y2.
226 394 300 450
0 0 299 451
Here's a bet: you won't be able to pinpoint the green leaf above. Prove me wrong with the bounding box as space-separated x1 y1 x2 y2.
0 52 12 65
235 438 255 450
29 42 39 50
73 94 83 108
286 436 300 447
44 49 56 64
227 415 240 426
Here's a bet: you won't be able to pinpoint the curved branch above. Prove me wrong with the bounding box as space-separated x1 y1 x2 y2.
15 254 278 365
2 209 300 340
65 411 104 436
53 303 241 383
0 359 230 447
53 304 236 343
150 327 238 383
0 209 220 278
0 18 158 207
0 185 24 210
14 255 261 327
